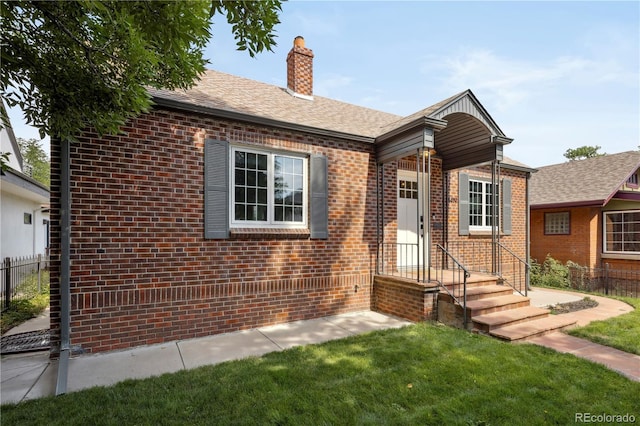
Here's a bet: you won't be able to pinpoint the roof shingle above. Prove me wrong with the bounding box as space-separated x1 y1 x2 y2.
530 151 640 207
149 69 401 139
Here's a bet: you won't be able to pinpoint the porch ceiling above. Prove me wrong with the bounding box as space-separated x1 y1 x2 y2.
375 90 513 170
435 113 500 171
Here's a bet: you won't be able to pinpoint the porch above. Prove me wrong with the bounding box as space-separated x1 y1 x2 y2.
371 91 564 340
372 267 575 342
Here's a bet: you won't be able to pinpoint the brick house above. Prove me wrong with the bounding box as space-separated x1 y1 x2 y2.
530 151 640 271
49 37 534 356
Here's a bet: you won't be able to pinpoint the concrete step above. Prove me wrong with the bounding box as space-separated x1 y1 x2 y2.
465 294 531 317
472 306 550 333
489 316 577 342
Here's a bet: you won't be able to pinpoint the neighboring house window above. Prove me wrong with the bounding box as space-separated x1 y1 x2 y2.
458 172 511 236
627 172 639 188
203 139 328 239
604 210 640 254
231 147 307 226
24 213 32 224
545 212 570 235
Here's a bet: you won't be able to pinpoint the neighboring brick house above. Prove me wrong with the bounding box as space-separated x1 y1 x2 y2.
49 37 533 355
530 151 640 271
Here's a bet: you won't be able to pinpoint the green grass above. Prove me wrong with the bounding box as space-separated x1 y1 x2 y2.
567 296 640 355
2 323 639 425
0 270 49 335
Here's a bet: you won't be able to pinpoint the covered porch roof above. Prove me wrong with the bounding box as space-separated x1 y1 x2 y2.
375 90 513 170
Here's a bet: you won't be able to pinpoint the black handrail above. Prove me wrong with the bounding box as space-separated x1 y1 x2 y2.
434 244 470 328
495 242 530 296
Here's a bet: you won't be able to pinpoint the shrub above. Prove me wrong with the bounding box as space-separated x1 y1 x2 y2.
530 255 569 288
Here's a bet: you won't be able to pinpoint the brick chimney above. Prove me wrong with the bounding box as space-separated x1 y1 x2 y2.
286 36 314 99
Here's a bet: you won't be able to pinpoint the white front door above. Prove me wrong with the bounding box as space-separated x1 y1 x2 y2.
397 171 422 269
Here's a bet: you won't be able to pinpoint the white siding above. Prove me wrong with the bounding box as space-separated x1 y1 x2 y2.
1 190 49 259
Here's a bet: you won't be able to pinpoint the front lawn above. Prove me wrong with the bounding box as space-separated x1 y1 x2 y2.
2 323 638 425
568 296 640 355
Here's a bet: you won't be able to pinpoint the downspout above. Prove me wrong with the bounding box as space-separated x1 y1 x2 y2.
56 137 71 396
376 163 381 275
526 171 532 293
419 149 425 282
496 161 501 276
491 161 497 274
426 149 432 282
380 163 385 275
415 150 421 282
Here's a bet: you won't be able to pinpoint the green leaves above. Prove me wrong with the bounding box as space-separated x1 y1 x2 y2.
212 0 282 58
1 0 283 141
17 137 50 186
563 145 605 161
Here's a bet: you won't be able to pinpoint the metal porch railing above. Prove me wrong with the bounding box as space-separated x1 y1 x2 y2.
434 243 470 327
443 241 529 296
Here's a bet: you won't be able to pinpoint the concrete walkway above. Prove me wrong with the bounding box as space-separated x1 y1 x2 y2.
1 287 638 405
1 311 411 405
526 287 639 382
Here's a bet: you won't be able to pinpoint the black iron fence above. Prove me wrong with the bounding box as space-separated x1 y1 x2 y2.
1 254 50 311
568 264 639 298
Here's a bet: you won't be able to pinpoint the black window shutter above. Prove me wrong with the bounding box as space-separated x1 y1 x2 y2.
310 154 328 239
204 139 229 239
502 178 512 236
458 172 469 236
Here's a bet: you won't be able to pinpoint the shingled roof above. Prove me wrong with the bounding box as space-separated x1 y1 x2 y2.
530 151 640 208
149 69 402 140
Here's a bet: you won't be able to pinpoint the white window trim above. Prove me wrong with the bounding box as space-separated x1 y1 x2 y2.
229 146 308 229
468 178 498 232
603 210 640 255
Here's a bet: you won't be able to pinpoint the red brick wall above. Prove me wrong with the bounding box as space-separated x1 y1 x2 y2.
603 258 639 270
373 276 438 322
530 206 600 268
49 108 376 354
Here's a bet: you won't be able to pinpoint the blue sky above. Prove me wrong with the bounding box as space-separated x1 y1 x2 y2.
7 1 639 167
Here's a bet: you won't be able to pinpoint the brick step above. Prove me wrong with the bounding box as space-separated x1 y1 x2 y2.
472 306 550 333
489 316 577 342
439 284 511 303
465 285 514 302
465 294 531 317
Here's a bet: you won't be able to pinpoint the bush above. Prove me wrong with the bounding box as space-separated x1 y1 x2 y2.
530 255 569 288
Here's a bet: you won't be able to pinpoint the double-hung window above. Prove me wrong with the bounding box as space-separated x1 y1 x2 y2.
604 210 640 254
204 139 327 239
458 172 511 236
468 179 497 231
232 147 307 227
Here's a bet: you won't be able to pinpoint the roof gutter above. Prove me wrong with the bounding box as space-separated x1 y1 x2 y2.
531 199 605 210
375 116 448 145
152 97 376 144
